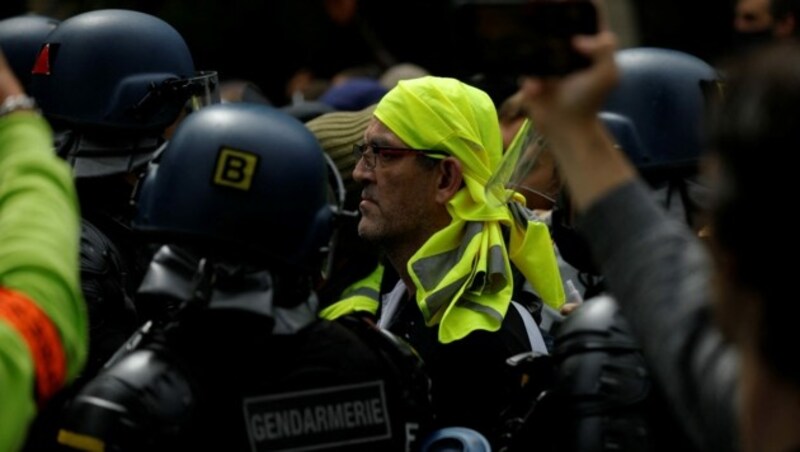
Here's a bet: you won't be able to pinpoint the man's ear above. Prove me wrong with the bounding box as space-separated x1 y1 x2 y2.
435 157 463 204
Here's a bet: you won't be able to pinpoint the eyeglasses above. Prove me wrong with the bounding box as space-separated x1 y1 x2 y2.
353 143 449 170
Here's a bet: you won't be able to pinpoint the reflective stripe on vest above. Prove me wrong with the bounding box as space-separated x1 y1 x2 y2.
319 265 384 320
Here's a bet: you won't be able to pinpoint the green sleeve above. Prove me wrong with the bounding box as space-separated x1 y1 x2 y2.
0 113 87 451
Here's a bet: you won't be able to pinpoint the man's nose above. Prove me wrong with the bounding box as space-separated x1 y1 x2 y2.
352 156 372 182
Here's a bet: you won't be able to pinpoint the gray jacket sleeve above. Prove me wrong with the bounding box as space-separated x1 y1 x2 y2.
578 181 740 452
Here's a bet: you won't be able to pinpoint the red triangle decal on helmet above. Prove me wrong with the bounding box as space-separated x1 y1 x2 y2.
32 44 51 75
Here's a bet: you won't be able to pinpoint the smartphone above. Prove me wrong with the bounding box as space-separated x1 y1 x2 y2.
451 0 599 77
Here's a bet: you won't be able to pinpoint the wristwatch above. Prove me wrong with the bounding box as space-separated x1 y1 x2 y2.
0 94 38 117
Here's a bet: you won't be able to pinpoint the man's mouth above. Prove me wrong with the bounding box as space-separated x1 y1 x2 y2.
360 189 377 205
359 198 375 210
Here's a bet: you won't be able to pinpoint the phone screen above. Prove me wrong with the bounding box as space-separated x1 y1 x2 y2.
452 0 599 77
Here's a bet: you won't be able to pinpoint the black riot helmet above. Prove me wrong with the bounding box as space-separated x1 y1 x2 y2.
601 47 718 230
602 47 719 174
0 14 59 88
133 103 334 273
551 48 718 281
29 9 218 178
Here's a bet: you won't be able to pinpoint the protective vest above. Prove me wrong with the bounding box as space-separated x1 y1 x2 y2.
319 264 383 320
56 247 433 451
504 296 699 452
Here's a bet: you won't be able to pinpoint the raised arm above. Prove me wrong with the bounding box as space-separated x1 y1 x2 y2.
0 49 87 451
521 31 739 452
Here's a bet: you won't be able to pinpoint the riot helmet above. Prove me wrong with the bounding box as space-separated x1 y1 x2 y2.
603 47 719 173
133 103 334 273
551 48 718 282
0 14 59 89
602 47 717 229
29 9 218 177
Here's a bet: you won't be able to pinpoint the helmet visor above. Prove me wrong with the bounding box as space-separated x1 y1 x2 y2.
185 70 221 112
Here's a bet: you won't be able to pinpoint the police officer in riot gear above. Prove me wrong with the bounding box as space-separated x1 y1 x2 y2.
551 47 718 292
496 47 719 452
55 103 433 451
28 9 219 379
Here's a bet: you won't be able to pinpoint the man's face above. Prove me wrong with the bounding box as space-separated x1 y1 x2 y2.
735 0 774 33
352 118 446 250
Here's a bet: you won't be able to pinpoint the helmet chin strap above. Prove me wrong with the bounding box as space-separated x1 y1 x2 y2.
320 151 359 281
513 184 558 204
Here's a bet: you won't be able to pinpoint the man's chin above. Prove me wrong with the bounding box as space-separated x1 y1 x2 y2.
357 220 381 243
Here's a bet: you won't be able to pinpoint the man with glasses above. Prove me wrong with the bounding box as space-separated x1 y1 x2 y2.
351 75 565 446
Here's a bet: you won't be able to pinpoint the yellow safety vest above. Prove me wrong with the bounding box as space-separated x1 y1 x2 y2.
319 265 383 320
